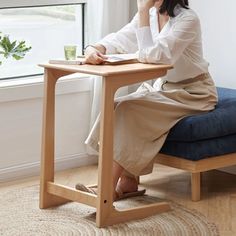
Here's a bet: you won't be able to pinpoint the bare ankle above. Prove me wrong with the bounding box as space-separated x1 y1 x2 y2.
116 175 138 193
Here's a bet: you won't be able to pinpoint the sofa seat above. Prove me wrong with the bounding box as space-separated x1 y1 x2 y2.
160 87 236 161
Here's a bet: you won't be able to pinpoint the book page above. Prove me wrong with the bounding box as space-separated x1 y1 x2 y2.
104 54 137 64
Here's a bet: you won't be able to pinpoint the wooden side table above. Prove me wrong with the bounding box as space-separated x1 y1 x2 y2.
38 62 173 227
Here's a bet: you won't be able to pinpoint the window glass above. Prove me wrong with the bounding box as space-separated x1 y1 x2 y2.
0 5 84 79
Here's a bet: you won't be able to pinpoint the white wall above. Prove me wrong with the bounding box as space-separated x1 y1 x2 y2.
190 1 236 174
0 77 97 182
190 0 236 89
129 0 137 20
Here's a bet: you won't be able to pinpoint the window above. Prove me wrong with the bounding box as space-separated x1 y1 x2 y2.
0 0 86 80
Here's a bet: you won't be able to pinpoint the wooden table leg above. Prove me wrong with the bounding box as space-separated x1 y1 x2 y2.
96 77 115 226
40 68 72 209
96 75 171 227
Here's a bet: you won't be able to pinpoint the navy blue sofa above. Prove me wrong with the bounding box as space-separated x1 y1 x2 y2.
155 87 236 201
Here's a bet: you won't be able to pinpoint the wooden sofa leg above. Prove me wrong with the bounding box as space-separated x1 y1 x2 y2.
191 172 201 201
136 176 140 184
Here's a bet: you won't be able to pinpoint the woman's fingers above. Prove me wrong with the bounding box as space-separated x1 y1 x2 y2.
86 53 106 65
97 52 108 60
84 48 108 65
93 54 105 63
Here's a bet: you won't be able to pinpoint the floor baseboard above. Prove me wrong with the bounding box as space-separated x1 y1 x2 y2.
0 153 98 183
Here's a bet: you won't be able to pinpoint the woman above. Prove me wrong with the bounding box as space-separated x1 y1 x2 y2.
76 0 218 200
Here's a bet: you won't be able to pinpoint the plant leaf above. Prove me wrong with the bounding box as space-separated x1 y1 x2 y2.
0 33 31 65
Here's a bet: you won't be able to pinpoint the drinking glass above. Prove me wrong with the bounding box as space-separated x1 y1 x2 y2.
64 45 77 60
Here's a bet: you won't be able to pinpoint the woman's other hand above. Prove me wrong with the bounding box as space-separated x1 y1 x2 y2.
137 0 155 12
84 45 107 65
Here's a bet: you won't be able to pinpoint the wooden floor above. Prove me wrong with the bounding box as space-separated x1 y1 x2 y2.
1 163 236 235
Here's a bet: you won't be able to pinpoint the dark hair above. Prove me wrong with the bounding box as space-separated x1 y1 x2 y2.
159 0 189 17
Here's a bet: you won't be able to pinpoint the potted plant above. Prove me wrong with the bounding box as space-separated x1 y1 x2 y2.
0 32 31 65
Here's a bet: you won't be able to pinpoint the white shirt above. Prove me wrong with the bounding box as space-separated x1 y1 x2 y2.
98 5 209 83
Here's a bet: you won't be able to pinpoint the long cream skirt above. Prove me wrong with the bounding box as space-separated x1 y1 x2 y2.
85 73 218 176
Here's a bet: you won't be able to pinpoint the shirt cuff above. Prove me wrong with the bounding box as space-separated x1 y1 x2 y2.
97 41 117 55
136 27 154 50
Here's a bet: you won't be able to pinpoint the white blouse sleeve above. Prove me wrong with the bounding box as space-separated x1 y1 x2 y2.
136 14 198 64
97 14 139 54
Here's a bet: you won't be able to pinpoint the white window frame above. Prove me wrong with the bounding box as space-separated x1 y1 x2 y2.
0 0 87 77
0 0 87 9
0 0 90 101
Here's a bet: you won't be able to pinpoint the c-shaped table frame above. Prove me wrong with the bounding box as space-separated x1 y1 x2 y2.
39 63 173 227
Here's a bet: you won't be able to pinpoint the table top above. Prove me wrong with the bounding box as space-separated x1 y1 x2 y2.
39 62 173 76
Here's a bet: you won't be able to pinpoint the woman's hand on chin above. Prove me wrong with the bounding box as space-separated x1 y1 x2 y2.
137 0 155 12
137 0 155 27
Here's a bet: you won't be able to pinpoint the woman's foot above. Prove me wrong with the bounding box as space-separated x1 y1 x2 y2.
116 175 138 194
115 175 146 200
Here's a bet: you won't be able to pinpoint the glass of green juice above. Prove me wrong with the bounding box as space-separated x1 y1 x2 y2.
64 45 77 60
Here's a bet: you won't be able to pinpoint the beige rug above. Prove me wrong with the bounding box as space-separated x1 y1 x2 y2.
0 185 219 236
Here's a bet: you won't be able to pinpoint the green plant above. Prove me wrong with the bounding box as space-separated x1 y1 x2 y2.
0 32 32 65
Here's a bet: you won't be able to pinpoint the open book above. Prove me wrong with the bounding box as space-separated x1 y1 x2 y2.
104 54 138 65
49 53 138 65
48 58 85 65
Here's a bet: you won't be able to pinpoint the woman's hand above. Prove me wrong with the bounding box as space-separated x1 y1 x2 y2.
84 45 107 65
137 0 155 27
137 0 155 12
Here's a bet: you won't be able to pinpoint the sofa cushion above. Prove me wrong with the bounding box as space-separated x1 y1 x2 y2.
166 87 236 142
160 133 236 161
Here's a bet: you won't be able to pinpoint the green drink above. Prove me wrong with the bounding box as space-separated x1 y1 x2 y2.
64 45 77 60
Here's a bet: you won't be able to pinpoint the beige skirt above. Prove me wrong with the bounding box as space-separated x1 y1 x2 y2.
85 73 218 176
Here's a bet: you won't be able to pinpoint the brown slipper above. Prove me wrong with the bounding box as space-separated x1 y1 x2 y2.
115 187 146 201
75 183 97 195
75 184 146 201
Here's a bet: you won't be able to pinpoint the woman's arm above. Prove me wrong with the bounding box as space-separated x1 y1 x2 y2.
84 14 139 64
137 14 199 64
135 1 198 65
85 0 157 64
137 0 155 27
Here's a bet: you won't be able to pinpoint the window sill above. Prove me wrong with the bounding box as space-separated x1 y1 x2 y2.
0 73 93 103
